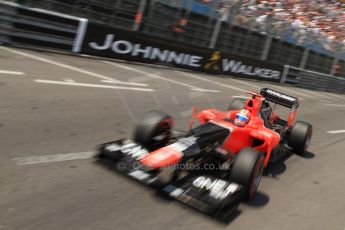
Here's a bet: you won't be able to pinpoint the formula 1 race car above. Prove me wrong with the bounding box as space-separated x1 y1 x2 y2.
97 88 313 213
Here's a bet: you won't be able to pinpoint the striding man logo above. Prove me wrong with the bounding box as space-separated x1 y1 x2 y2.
204 51 222 71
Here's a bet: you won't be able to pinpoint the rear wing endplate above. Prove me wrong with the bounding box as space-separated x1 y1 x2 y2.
260 88 299 109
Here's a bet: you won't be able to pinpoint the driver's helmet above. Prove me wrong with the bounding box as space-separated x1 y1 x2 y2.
234 109 250 127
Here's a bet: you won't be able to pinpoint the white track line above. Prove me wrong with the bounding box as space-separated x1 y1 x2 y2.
191 88 220 93
13 151 96 165
298 88 334 100
327 130 345 134
0 70 25 75
34 79 154 92
320 103 345 107
179 71 314 101
317 92 338 100
63 78 76 83
179 70 318 101
232 95 250 99
176 71 245 93
103 61 219 92
100 80 148 87
223 76 310 100
322 92 345 100
229 78 262 89
222 78 309 101
0 46 125 82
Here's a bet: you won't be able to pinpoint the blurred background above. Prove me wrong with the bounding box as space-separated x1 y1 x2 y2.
6 0 345 77
1 2 345 230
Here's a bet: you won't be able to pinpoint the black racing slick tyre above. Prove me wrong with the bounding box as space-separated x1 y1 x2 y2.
228 98 245 111
133 110 173 149
231 148 264 200
288 121 313 155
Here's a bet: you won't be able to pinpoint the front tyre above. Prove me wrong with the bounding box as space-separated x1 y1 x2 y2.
133 110 173 149
231 148 264 200
288 121 313 155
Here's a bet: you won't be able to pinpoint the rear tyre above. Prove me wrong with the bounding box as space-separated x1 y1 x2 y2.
288 121 313 155
133 110 173 149
228 98 245 111
231 148 264 200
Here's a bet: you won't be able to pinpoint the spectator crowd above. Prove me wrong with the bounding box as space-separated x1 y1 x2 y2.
196 0 344 48
237 1 343 44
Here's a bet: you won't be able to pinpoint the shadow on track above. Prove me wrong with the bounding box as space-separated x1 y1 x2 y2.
264 148 315 178
244 191 270 207
94 148 315 225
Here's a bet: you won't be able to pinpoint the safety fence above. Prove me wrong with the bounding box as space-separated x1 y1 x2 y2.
283 66 345 94
6 0 345 78
14 0 142 30
142 1 345 78
0 0 85 50
1 0 345 94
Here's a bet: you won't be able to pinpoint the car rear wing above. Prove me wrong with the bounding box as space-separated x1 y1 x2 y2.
260 88 299 109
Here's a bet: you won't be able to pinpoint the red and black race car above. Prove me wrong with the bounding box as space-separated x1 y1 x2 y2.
97 88 313 213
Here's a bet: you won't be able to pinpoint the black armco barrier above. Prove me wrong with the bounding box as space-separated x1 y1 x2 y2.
0 1 82 50
80 22 284 82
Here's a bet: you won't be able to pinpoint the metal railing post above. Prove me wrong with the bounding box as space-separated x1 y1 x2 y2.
330 42 343 76
299 48 310 69
209 0 242 49
186 0 194 17
260 35 272 61
133 0 148 31
209 17 222 49
280 65 290 83
72 18 88 53
227 0 242 24
330 57 339 76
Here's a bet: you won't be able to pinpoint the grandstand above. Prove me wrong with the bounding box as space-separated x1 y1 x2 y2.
10 0 345 77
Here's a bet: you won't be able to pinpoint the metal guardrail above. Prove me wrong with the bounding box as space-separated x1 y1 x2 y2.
0 0 87 51
283 66 345 94
14 0 143 31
